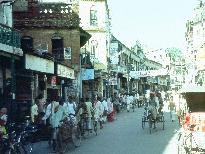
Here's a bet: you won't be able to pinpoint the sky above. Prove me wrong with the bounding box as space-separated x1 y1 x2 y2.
107 0 197 51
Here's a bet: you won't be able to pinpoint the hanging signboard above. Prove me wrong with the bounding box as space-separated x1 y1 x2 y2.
57 64 75 79
129 69 168 79
81 68 94 80
25 54 54 73
110 42 119 65
64 47 72 60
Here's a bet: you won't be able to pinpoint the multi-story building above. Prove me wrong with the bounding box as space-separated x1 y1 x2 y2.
143 48 171 91
12 0 90 120
185 0 205 85
79 0 111 98
0 0 23 120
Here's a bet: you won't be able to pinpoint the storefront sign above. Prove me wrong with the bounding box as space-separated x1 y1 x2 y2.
129 69 168 79
81 68 94 80
25 54 54 73
57 64 75 79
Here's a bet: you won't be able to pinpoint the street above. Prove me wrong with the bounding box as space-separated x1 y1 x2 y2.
32 105 180 154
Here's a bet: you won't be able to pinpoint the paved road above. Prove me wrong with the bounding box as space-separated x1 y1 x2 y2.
32 106 181 154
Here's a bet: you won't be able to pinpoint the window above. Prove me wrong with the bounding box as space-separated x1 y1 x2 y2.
52 36 64 60
21 36 33 52
90 6 98 26
91 45 95 56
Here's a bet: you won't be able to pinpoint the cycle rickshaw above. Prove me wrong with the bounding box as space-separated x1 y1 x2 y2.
177 86 205 154
142 103 165 134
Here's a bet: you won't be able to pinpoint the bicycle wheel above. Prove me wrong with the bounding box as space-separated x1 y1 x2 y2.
56 130 69 153
148 117 152 134
5 145 25 154
71 126 82 147
93 120 98 136
142 117 145 129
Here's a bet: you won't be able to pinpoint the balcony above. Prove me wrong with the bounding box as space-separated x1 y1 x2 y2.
0 23 21 48
0 23 23 56
13 3 80 29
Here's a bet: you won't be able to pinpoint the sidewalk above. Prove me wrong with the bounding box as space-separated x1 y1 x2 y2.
31 141 50 154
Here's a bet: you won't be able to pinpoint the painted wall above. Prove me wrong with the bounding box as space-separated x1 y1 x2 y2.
21 28 81 66
0 3 13 27
79 0 108 70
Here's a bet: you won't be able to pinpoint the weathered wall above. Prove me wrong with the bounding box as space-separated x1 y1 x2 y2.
21 28 80 67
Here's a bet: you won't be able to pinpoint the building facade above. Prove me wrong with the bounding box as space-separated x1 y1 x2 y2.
0 0 23 121
185 0 205 86
12 0 90 120
79 0 111 98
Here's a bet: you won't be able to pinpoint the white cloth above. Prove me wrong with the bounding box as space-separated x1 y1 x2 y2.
42 101 59 121
127 96 133 105
31 104 38 122
102 100 108 111
63 102 76 115
50 105 67 128
107 98 113 114
94 101 103 120
136 93 139 100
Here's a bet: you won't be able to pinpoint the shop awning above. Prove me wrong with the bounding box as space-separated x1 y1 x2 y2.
178 85 205 93
94 63 107 71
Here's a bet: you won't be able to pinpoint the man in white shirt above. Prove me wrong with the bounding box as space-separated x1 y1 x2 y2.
63 96 76 122
127 94 133 112
101 98 108 123
93 97 104 129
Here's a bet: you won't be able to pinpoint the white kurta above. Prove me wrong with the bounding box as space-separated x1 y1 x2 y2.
94 101 103 120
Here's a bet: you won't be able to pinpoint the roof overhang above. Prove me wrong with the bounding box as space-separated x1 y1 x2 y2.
80 28 91 47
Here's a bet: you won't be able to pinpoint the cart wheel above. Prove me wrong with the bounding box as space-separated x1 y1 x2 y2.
177 133 186 154
148 118 152 134
93 120 98 136
142 117 145 129
72 126 82 148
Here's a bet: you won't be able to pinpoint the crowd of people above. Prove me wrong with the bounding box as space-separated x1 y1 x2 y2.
0 90 183 153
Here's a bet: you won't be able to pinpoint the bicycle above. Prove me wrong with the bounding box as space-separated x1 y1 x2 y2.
79 113 99 138
50 114 81 153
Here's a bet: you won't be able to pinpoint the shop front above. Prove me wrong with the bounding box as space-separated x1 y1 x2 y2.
56 64 75 101
19 54 55 105
0 48 23 122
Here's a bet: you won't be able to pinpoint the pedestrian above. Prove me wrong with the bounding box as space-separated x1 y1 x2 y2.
37 94 46 114
113 92 120 113
63 96 76 122
168 100 176 122
31 98 38 123
84 97 93 131
93 96 103 129
50 100 67 153
177 108 183 125
101 97 108 123
0 107 8 140
107 98 115 122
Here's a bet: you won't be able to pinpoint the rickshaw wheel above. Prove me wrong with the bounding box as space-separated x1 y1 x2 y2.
142 117 145 129
71 126 82 148
148 118 152 134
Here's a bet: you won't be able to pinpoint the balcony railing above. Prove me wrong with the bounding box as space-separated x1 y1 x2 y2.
0 23 21 48
13 3 80 29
